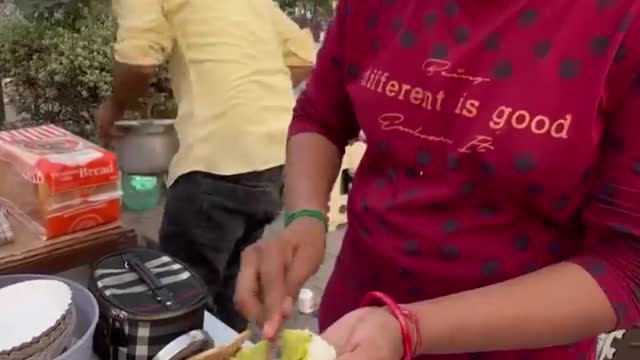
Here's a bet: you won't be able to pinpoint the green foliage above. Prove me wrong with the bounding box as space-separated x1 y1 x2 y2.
275 0 334 41
0 1 175 139
275 0 298 15
275 0 334 18
13 0 73 20
0 12 114 138
13 0 109 29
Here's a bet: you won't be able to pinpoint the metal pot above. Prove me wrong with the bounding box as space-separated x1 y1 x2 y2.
112 119 178 175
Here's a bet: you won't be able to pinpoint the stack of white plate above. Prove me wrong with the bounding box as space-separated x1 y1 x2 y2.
0 280 75 360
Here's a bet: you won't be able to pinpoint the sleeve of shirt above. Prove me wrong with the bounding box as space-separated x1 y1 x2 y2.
570 75 640 329
287 0 359 152
113 0 173 66
270 5 316 67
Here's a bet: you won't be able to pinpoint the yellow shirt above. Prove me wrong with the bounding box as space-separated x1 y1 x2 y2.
113 0 315 184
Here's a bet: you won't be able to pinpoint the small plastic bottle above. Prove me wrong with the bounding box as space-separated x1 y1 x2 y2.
298 288 316 314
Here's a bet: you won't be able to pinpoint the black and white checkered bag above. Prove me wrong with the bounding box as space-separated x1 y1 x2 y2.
90 249 207 360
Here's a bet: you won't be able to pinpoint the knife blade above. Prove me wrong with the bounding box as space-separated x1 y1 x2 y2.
268 331 283 360
251 323 283 359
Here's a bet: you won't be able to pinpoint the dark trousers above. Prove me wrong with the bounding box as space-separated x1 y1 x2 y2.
159 167 283 332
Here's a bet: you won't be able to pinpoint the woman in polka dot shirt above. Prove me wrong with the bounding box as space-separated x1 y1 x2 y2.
235 1 640 359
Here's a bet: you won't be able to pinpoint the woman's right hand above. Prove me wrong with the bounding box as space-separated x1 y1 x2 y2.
234 216 326 338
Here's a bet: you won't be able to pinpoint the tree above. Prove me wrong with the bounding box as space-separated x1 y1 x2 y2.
275 0 298 15
12 0 108 28
275 0 334 41
0 0 175 137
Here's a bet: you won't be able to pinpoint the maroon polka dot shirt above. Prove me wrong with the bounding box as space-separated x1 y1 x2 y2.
289 0 640 359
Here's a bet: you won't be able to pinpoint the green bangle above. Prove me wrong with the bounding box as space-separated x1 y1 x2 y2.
284 209 328 230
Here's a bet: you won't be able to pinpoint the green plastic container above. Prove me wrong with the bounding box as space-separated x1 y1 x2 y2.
122 174 161 211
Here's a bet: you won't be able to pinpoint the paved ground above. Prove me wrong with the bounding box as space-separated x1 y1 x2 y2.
119 201 345 333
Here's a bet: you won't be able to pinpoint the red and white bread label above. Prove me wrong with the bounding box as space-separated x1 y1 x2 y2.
0 125 119 192
0 125 121 239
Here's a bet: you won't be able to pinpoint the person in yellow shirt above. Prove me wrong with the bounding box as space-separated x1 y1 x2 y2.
95 0 315 331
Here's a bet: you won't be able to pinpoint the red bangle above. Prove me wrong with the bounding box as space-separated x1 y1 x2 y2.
360 291 421 360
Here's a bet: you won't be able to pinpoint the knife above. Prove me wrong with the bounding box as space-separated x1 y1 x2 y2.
268 331 283 360
251 323 282 359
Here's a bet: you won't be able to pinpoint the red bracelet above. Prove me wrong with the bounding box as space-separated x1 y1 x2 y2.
360 291 422 360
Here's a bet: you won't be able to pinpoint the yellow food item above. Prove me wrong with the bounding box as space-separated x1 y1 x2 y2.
231 330 336 360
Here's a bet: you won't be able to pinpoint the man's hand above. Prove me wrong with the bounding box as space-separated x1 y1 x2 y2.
290 65 313 88
95 98 125 146
235 216 326 338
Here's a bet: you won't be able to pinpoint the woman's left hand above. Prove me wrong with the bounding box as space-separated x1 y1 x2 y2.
321 307 405 360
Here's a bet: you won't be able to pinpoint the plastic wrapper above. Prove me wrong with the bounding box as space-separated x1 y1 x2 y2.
0 125 121 240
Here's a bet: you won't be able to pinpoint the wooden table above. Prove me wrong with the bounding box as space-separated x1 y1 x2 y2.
606 328 640 360
0 215 138 274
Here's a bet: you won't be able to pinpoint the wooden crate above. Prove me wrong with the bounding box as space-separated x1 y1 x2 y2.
328 142 365 231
